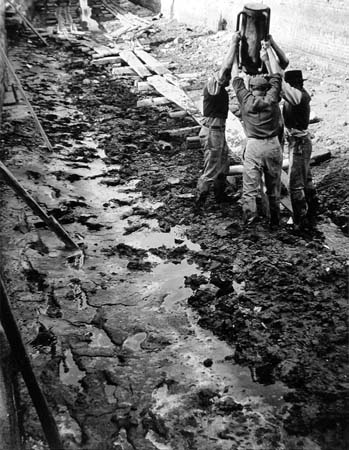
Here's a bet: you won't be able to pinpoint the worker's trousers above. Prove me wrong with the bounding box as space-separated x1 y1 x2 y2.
287 134 317 226
242 136 282 223
196 125 229 195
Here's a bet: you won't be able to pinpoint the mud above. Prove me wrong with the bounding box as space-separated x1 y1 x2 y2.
0 13 348 450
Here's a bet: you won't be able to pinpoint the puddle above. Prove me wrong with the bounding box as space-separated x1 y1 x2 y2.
125 225 201 251
59 349 84 390
187 308 288 407
148 257 289 408
85 326 114 349
122 332 148 352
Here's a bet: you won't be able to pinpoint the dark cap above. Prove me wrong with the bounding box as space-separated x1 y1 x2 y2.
249 76 270 90
284 70 306 84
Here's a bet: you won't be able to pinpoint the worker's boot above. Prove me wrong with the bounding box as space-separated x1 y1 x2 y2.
291 193 308 233
306 190 320 228
193 191 208 214
268 196 280 231
214 175 232 204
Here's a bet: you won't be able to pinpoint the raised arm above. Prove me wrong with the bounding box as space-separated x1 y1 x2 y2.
261 40 283 75
218 31 241 80
268 34 289 70
261 41 302 105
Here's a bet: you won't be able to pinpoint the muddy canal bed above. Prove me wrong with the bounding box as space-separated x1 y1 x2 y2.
0 18 348 450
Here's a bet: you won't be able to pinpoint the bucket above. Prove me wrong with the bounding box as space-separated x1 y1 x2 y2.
236 3 271 75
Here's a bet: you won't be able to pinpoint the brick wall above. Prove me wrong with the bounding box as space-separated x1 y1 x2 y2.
161 0 349 66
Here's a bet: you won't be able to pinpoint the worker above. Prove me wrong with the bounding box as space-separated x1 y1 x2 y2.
194 32 241 211
265 35 289 148
231 46 283 229
262 41 319 231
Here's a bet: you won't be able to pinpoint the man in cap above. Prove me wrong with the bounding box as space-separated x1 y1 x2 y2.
194 32 241 211
263 44 319 231
231 51 283 228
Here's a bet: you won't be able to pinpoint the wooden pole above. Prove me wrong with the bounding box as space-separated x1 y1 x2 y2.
0 277 63 450
6 0 48 46
0 161 80 250
0 44 53 151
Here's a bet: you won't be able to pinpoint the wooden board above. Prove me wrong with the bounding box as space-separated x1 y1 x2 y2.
137 97 171 107
163 126 201 137
134 49 170 75
92 46 120 58
111 66 137 76
92 56 123 65
119 50 152 78
147 75 201 119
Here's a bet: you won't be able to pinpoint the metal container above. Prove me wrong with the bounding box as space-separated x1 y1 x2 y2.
236 3 271 75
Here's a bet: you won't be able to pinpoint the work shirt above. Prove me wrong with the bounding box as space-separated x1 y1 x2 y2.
282 82 311 134
203 72 229 120
233 73 282 139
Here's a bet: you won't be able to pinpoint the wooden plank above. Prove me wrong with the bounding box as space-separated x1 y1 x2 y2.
177 72 203 79
119 50 151 78
134 48 170 75
111 24 137 40
163 126 201 137
169 110 188 118
111 66 137 76
92 56 123 65
135 81 155 92
147 75 200 118
93 47 120 58
186 136 202 149
3 85 19 105
137 97 171 107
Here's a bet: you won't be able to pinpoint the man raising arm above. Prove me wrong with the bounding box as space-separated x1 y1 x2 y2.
195 32 241 210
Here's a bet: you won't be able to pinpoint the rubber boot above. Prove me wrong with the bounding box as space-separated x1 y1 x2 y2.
268 196 280 230
291 193 308 232
214 175 232 204
193 191 208 214
306 190 320 227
